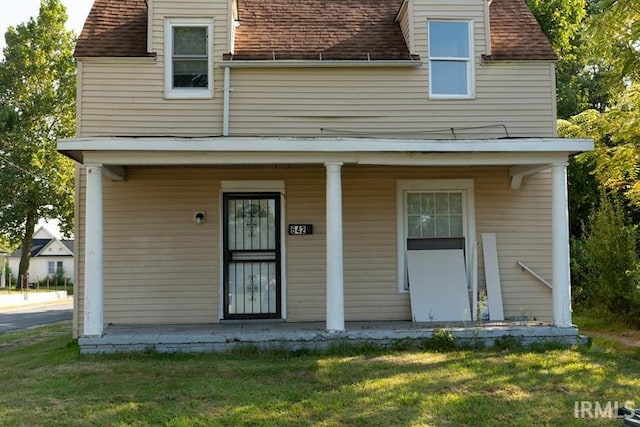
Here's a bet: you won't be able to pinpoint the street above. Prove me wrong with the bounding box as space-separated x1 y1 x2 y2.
0 300 73 334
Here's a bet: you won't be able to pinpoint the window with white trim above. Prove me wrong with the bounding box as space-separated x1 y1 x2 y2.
406 192 464 238
165 18 214 99
47 261 63 276
397 180 476 292
428 20 474 98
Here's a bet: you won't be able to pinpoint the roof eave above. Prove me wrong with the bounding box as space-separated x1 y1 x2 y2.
220 58 423 68
74 53 157 60
481 54 557 62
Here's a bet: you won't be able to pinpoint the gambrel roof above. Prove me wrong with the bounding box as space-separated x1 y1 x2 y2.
74 0 555 61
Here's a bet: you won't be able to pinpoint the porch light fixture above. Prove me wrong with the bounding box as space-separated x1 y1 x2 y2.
194 211 206 224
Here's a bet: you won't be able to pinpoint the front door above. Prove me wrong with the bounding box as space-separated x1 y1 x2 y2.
223 193 281 319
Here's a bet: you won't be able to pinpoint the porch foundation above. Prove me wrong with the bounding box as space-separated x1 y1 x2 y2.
78 322 585 354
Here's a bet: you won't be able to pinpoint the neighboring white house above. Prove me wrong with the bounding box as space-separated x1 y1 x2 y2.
8 226 75 285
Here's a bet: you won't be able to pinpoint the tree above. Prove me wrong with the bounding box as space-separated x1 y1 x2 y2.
586 0 640 94
0 0 75 284
526 0 590 118
526 0 586 55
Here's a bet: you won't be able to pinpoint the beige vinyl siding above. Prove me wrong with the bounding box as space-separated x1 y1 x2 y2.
78 61 222 137
285 169 327 321
378 166 553 321
475 169 554 320
227 62 555 137
76 168 220 330
75 165 554 333
79 61 555 138
77 0 229 137
396 2 413 52
76 0 556 138
412 0 488 56
342 168 409 320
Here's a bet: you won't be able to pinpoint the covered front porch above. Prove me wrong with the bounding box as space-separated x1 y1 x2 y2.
59 136 593 349
79 320 583 354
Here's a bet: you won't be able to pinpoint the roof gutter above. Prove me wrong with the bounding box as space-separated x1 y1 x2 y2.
219 59 423 68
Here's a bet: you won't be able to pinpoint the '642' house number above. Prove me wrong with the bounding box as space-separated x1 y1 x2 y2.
288 224 313 235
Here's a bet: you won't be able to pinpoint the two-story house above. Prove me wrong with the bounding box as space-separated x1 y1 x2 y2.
59 0 592 352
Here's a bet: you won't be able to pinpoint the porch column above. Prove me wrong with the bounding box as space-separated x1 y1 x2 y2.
84 164 104 336
325 162 345 332
551 162 572 327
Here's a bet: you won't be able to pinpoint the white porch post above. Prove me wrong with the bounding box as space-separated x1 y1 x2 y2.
552 162 572 327
325 162 345 332
84 164 104 336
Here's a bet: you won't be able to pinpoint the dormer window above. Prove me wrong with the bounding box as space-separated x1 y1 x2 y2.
164 18 214 99
428 20 474 99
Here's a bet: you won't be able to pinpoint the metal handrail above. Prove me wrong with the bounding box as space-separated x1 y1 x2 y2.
516 261 552 289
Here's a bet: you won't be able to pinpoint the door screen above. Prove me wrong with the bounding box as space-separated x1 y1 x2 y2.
223 193 281 319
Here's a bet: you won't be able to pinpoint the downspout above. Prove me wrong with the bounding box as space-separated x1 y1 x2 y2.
224 0 239 137
223 66 230 136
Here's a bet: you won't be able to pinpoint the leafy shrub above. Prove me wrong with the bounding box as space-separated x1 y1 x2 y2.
423 329 458 352
571 195 640 326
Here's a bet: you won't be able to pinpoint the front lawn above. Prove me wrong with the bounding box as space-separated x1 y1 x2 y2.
0 321 638 426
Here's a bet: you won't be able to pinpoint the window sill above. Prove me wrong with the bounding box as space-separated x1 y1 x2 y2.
429 94 475 100
164 89 214 100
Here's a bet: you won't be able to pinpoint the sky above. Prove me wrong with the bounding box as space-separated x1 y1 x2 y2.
0 0 93 58
37 218 63 239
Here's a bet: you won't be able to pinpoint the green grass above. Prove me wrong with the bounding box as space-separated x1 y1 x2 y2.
0 321 639 426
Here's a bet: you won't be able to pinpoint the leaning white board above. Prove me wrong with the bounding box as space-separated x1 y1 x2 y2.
481 233 505 321
407 249 472 322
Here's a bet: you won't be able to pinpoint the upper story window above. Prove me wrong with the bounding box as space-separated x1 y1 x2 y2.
428 20 474 99
164 18 214 99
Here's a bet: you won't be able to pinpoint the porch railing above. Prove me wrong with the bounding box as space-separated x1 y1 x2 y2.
516 261 552 290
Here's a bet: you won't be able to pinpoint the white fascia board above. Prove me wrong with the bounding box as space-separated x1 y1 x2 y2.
82 151 572 168
219 59 423 68
36 239 74 257
480 59 556 66
59 136 594 155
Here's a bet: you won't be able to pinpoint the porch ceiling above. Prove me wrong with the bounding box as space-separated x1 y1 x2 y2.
58 136 593 167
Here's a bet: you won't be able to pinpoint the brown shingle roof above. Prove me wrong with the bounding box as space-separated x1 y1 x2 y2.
486 0 556 61
73 0 555 61
231 0 412 60
74 0 149 57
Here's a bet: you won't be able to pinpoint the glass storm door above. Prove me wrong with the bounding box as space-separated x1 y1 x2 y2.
223 193 281 319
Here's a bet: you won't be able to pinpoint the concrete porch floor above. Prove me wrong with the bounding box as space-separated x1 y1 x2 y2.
79 320 584 354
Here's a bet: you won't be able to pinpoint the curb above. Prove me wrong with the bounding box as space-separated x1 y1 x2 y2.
0 294 73 312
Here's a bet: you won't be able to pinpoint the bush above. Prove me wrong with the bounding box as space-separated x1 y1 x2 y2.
423 329 458 352
571 195 640 326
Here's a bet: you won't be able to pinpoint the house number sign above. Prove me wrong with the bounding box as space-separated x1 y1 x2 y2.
288 224 313 235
